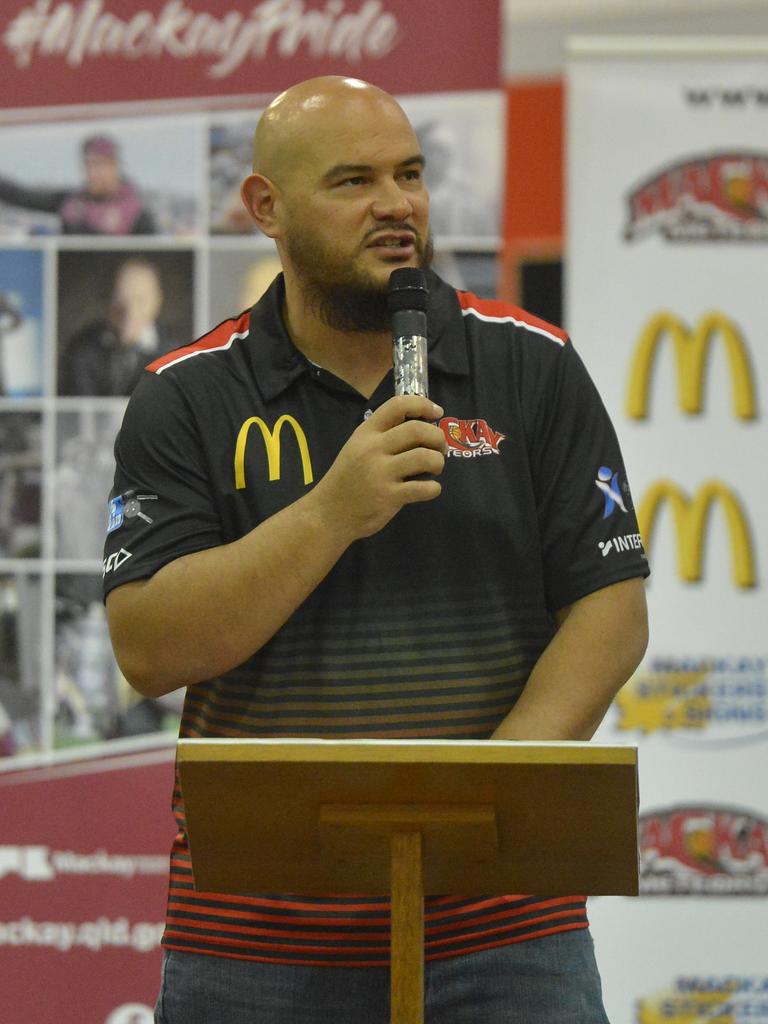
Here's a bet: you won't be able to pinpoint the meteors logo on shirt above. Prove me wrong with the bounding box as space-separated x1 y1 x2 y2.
438 417 506 459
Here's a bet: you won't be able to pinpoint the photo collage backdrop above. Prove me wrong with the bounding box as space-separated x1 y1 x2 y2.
0 91 504 766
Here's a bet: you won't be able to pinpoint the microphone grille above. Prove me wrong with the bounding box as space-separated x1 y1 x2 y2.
387 267 428 313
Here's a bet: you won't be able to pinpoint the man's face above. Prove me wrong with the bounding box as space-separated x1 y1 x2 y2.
275 101 432 331
84 154 121 197
109 264 163 344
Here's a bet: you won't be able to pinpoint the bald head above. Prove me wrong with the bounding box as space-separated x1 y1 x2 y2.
253 76 416 186
240 74 431 313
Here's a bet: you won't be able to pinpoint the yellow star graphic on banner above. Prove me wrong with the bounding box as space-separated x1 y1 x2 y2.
616 670 711 734
636 987 736 1024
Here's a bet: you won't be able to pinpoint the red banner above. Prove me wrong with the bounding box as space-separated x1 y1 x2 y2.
0 0 500 116
0 745 176 1024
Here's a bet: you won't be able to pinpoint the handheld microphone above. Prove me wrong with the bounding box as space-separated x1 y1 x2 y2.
388 268 429 398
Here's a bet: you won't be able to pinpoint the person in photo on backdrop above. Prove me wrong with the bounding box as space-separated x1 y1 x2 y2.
59 257 175 397
0 133 157 236
103 76 649 1023
0 291 23 395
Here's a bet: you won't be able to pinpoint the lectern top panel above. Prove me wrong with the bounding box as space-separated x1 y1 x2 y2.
177 737 637 767
177 737 639 896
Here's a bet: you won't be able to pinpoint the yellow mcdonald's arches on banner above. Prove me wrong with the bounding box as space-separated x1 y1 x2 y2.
626 311 757 419
637 479 756 589
234 415 314 489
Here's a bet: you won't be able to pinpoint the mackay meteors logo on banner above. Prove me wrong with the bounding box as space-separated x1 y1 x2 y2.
639 805 768 895
624 151 768 241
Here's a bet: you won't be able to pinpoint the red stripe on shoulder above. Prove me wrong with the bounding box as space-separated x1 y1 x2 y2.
146 310 251 374
457 290 569 345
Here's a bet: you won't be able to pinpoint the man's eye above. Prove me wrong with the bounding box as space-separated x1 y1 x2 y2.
340 176 366 187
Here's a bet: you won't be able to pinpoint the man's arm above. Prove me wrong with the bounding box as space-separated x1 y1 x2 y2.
491 577 648 741
106 395 447 699
0 175 66 215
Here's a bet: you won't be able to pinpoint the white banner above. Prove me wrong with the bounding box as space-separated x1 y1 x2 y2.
567 39 768 1024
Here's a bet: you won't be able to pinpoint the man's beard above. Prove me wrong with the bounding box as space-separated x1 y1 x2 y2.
285 224 434 333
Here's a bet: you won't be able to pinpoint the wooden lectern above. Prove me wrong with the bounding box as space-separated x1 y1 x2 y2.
178 739 638 1024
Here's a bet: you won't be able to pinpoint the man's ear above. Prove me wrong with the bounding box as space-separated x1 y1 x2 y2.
240 173 281 238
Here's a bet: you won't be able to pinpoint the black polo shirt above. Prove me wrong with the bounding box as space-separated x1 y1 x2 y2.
103 270 648 966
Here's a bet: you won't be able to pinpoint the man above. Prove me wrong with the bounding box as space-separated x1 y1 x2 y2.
59 258 172 396
104 77 649 1023
0 133 156 235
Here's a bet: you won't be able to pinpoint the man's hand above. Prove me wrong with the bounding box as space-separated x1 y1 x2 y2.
311 395 447 543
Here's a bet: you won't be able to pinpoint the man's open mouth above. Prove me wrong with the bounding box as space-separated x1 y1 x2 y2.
367 232 416 249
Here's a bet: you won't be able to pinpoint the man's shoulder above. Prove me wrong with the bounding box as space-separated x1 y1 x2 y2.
455 289 569 348
144 309 253 381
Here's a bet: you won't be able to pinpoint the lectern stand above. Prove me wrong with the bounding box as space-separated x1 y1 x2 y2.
178 739 638 1024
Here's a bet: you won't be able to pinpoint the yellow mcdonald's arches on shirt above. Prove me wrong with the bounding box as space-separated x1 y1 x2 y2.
234 415 314 490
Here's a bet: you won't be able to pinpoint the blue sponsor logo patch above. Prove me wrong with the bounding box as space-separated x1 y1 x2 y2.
595 466 628 519
107 496 124 534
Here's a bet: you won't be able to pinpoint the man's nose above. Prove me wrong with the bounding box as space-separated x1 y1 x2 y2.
370 178 414 220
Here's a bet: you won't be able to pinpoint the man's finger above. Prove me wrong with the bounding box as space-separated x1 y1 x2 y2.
366 395 443 431
393 448 446 480
386 420 447 456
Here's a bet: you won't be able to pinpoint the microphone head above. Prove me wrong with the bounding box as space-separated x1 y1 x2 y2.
387 267 429 313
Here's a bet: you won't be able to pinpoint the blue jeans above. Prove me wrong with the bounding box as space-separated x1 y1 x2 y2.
155 929 610 1023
